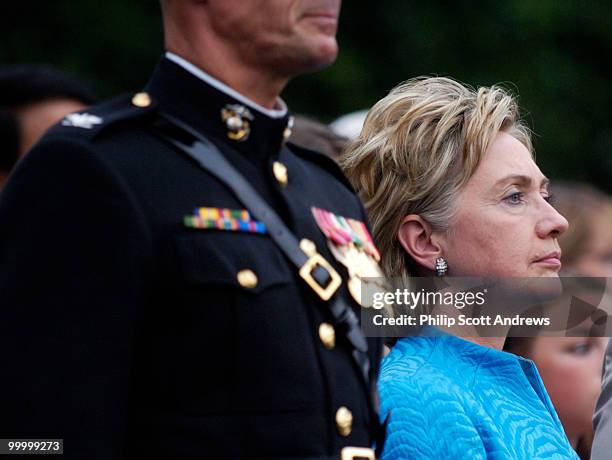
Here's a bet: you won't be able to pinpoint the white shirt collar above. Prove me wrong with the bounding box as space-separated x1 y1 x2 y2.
165 52 288 119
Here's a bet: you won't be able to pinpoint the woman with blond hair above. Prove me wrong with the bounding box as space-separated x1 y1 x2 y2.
342 77 578 459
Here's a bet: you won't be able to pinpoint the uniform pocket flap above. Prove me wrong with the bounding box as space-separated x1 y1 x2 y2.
174 232 292 293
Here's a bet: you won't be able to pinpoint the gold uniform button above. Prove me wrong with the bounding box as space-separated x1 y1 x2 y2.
237 269 258 289
132 92 152 108
273 161 288 187
318 323 336 350
335 406 353 437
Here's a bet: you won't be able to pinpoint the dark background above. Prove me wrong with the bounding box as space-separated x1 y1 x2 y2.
2 1 611 190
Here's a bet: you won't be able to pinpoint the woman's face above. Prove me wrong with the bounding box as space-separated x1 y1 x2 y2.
528 334 608 446
439 132 568 277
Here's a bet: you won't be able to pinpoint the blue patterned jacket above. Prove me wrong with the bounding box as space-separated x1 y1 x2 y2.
379 330 578 459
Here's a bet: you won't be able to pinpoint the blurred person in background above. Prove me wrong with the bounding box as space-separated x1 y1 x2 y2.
550 183 612 278
0 1 385 459
330 109 367 140
291 114 349 160
594 340 612 459
505 182 612 458
0 66 96 189
342 77 577 459
538 184 612 460
506 333 607 459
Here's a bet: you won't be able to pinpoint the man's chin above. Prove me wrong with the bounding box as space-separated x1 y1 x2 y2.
304 38 339 70
286 51 337 76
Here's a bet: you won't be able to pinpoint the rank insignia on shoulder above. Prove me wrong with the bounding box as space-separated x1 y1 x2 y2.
312 207 387 307
61 113 103 129
184 207 266 234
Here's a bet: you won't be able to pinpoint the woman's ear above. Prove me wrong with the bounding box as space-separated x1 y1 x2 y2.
397 215 443 272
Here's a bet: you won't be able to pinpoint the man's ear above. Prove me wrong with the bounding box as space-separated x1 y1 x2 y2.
397 215 443 272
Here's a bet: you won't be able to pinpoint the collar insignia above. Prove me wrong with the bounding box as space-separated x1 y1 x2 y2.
221 104 254 142
283 116 295 141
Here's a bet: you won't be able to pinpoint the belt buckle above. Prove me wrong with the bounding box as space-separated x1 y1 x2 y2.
298 253 341 301
340 446 376 460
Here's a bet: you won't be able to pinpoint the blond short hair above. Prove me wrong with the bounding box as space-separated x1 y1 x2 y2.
341 77 532 278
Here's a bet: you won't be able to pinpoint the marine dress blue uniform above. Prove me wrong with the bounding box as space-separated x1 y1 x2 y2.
379 329 578 459
0 54 382 459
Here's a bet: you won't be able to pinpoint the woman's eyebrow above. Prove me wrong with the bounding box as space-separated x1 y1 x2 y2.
493 174 550 189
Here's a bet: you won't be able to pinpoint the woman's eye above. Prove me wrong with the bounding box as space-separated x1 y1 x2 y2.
543 193 554 204
504 192 524 205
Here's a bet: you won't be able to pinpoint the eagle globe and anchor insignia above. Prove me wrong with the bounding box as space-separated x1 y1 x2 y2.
221 104 254 142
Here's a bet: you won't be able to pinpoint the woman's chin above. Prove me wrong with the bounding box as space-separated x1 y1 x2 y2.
529 266 562 278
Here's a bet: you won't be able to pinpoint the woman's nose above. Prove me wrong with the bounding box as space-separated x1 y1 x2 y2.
536 200 569 239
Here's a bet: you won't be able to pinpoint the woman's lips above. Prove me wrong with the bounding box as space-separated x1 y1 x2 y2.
533 251 562 267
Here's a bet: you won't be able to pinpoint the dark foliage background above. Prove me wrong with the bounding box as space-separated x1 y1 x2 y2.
2 1 610 189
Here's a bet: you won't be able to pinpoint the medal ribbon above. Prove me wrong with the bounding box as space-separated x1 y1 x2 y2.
185 207 266 234
311 207 380 261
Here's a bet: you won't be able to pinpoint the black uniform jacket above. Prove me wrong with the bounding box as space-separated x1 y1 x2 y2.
0 57 382 458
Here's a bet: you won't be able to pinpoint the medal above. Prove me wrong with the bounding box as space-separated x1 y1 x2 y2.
312 207 387 307
328 242 386 307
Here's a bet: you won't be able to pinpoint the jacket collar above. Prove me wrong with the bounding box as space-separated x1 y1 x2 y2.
145 55 293 159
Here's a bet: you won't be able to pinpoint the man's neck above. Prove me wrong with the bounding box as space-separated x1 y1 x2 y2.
165 43 287 110
165 52 288 118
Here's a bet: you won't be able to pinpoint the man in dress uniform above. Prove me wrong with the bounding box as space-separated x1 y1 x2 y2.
0 1 383 459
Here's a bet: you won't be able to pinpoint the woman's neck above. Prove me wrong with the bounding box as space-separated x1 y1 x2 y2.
431 302 510 351
464 336 506 351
